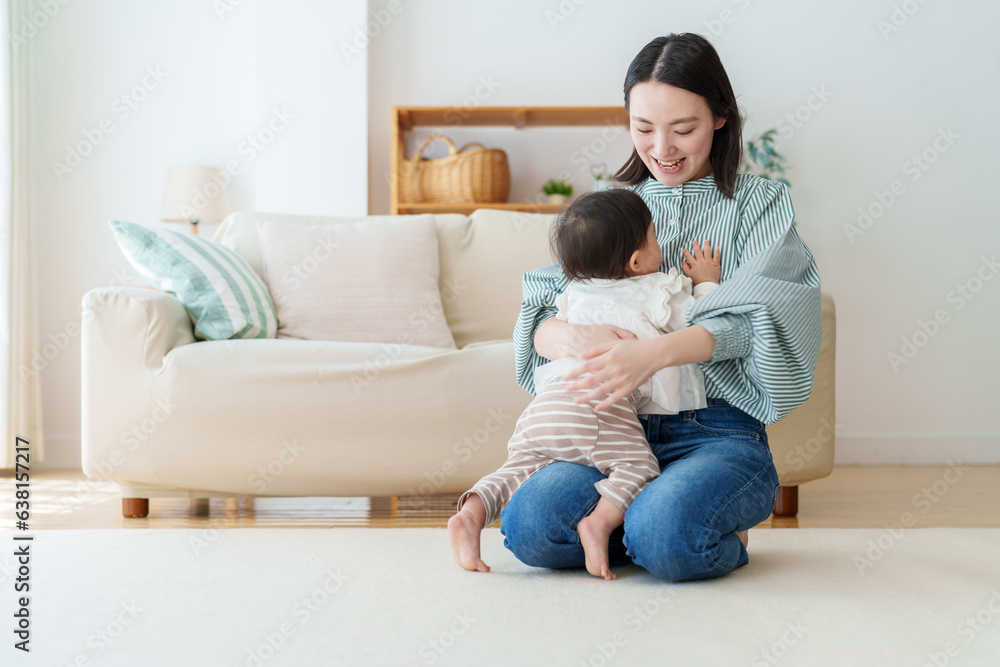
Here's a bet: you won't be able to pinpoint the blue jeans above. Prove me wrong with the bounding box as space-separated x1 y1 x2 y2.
499 398 780 581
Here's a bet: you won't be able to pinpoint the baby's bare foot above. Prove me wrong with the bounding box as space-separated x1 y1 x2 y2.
577 513 616 581
448 511 490 572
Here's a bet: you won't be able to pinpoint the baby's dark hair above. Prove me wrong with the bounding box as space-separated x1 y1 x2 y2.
550 188 654 281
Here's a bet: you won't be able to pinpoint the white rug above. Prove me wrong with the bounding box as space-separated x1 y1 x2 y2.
2 528 999 666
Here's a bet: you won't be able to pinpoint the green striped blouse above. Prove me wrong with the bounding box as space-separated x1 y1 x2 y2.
513 173 823 425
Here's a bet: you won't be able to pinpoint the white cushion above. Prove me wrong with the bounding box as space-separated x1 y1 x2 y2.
255 216 456 349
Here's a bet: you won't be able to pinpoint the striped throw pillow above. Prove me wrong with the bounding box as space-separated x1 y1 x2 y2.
108 220 278 340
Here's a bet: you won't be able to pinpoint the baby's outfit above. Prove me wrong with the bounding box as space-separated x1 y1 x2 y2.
458 268 719 526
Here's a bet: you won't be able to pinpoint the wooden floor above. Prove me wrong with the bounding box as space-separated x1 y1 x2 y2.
2 465 998 530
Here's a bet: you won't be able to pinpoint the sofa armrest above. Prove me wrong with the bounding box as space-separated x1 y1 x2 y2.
81 287 195 483
767 290 836 487
82 287 195 371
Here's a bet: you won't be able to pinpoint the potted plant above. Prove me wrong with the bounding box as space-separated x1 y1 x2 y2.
741 127 790 187
542 179 573 205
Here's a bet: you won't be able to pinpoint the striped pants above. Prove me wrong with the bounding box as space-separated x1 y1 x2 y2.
458 377 660 527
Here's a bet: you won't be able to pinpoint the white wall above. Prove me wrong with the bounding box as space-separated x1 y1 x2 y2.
28 1 999 467
31 0 367 467
366 0 1000 464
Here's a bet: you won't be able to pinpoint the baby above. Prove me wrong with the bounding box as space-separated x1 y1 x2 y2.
448 188 722 580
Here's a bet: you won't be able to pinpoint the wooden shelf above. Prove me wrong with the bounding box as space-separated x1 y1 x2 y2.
391 105 628 215
396 202 567 215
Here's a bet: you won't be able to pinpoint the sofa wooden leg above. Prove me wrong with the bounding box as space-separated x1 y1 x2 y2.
772 486 799 517
122 498 149 518
189 498 210 516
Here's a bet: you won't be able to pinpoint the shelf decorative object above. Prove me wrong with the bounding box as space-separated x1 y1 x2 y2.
541 179 572 205
391 106 630 215
399 135 510 204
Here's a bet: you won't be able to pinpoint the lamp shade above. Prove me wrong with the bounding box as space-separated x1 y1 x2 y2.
160 165 231 224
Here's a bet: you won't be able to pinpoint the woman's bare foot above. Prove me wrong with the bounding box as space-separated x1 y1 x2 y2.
576 499 625 581
448 493 490 572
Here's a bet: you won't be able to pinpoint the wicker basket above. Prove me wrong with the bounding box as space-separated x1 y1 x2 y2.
399 135 510 204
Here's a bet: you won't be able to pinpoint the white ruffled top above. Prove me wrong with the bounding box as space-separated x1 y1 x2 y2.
534 268 719 415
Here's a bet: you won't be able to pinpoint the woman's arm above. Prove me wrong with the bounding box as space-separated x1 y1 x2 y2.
533 317 636 362
563 324 716 411
515 264 639 394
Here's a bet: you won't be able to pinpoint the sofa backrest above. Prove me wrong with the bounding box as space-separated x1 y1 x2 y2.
213 209 557 348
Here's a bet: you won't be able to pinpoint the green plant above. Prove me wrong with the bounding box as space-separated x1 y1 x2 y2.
542 179 573 196
741 127 790 187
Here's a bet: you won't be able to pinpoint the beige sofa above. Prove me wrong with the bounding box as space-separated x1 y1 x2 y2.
81 208 835 518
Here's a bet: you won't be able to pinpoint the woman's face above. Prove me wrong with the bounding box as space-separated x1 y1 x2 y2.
628 82 726 187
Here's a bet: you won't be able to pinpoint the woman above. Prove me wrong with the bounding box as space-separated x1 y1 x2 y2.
501 33 823 581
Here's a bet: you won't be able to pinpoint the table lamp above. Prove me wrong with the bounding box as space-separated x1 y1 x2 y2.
160 165 231 235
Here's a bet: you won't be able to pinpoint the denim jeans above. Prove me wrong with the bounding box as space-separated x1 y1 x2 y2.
499 398 780 581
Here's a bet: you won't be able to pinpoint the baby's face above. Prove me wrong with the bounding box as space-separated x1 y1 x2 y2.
632 223 662 276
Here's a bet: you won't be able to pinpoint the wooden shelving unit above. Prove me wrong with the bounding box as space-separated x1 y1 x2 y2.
391 106 629 215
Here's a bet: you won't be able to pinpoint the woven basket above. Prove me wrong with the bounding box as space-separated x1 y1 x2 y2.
399 135 510 204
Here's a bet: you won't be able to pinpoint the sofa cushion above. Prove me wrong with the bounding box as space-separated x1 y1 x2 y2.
256 216 456 348
108 220 277 340
435 209 557 347
212 209 557 348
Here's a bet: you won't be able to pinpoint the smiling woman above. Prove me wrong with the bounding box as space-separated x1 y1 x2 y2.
504 33 824 582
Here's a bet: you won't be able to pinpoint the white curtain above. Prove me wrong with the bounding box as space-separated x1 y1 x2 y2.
1 0 43 468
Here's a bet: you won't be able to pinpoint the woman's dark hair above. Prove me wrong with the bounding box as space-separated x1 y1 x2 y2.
614 33 742 199
551 188 653 281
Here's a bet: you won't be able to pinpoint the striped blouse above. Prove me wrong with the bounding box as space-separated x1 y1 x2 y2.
512 173 823 425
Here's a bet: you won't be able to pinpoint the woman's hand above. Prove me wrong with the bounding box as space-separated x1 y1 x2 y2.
562 338 663 412
534 318 637 361
563 325 718 411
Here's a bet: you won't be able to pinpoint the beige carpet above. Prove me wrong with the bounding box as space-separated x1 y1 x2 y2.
2 528 999 666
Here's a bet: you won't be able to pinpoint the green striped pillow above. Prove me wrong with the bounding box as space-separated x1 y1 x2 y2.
108 220 278 340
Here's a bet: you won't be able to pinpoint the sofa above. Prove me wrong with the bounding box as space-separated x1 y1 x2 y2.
81 208 835 519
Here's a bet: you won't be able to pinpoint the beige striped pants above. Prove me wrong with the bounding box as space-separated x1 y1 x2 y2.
458 377 660 527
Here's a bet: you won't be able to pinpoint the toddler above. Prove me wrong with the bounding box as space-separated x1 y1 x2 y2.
448 188 722 580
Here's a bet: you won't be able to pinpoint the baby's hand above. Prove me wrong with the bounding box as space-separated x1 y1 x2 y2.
681 240 722 285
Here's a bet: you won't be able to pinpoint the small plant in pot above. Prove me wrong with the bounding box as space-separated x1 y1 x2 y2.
542 179 573 205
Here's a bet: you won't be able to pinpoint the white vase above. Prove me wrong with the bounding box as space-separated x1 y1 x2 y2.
546 194 569 205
